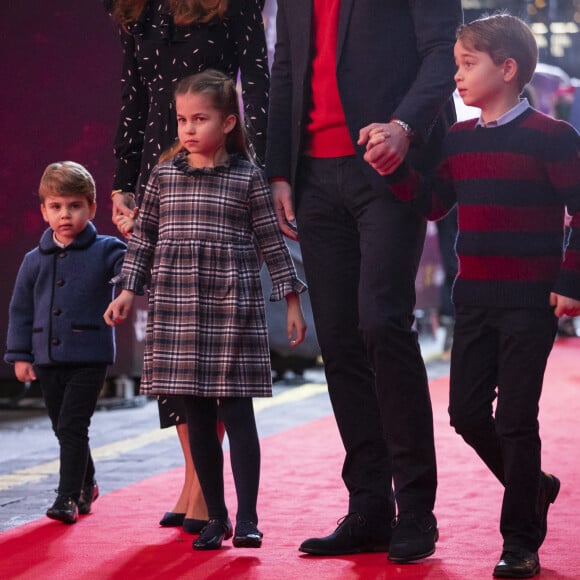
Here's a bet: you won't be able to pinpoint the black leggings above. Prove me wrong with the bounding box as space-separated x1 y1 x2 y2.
182 396 260 524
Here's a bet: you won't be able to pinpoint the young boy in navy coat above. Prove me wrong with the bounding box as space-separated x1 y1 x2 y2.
5 161 126 524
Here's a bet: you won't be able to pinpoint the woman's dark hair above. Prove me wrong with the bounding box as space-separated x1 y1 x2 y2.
111 0 227 27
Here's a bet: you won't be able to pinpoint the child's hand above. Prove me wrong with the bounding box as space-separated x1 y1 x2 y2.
104 290 136 327
115 210 137 239
550 292 580 318
286 292 307 346
14 361 36 383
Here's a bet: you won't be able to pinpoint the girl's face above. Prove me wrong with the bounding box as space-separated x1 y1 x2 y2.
176 92 236 167
453 39 515 114
41 194 95 246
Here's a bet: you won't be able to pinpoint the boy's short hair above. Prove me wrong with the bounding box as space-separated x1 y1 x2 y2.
39 161 96 204
456 13 538 92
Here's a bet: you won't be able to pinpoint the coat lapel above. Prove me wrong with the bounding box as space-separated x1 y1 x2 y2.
336 0 354 62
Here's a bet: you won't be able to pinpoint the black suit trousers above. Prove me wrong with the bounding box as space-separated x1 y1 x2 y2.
295 156 437 519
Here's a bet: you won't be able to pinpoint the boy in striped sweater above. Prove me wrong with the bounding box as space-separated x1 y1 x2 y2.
360 13 579 580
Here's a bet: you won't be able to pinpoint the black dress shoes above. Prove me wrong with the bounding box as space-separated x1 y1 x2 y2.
388 511 438 563
183 518 209 534
299 513 390 555
46 496 78 524
493 548 540 578
233 521 263 548
78 480 99 515
538 472 560 547
159 512 186 527
193 518 233 550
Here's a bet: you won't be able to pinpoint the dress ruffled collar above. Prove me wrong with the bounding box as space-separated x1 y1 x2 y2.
172 151 234 176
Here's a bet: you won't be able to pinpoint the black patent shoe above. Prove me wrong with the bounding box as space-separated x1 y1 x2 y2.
233 521 263 548
183 518 208 534
388 512 438 563
299 513 390 555
159 512 186 527
493 548 540 578
193 518 233 550
538 472 560 547
46 496 78 524
78 480 99 515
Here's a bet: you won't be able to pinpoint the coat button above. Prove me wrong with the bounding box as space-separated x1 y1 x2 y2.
58 252 67 258
56 279 65 287
51 338 61 346
52 308 61 316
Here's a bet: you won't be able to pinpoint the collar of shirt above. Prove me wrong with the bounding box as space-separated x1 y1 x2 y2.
52 232 67 248
476 98 530 128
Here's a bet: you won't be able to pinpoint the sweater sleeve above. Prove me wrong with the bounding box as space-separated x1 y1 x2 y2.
550 121 580 300
388 157 457 221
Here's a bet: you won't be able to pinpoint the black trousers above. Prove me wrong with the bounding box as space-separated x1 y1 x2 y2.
295 156 437 521
183 396 260 524
35 364 107 500
449 306 557 551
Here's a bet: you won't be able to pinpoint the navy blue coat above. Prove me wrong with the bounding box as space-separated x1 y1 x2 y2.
5 222 126 366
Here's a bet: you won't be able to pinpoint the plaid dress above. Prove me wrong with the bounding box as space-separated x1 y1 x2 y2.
120 153 306 398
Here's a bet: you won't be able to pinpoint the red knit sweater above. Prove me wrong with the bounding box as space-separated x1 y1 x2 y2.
304 0 354 157
391 108 580 309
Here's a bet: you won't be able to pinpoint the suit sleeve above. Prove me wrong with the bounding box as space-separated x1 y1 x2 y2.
391 0 463 141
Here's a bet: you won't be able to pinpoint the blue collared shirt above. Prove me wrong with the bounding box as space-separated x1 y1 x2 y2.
476 98 531 128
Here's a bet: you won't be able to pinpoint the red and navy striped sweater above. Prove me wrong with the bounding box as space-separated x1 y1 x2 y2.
392 107 580 309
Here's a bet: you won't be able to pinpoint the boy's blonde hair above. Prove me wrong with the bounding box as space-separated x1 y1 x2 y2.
457 13 538 92
39 161 96 205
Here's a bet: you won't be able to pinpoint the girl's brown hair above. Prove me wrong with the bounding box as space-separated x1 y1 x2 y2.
111 0 227 27
456 13 538 92
159 69 251 163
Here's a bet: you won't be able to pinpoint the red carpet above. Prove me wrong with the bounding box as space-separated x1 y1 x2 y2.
2 339 579 579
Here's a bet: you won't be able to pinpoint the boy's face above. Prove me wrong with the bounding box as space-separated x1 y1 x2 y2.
454 39 515 113
41 194 96 246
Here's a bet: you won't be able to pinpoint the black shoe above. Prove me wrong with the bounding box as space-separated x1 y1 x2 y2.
538 472 560 547
78 480 99 515
192 518 233 550
233 521 263 548
493 548 540 578
159 512 186 527
388 512 438 563
183 518 208 534
46 496 78 524
299 513 390 555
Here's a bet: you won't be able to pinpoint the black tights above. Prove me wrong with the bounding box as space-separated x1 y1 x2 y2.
182 396 260 524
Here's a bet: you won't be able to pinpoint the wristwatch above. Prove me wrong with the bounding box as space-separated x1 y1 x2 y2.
390 118 414 139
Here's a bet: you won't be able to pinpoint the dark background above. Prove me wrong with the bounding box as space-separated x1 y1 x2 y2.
0 2 133 381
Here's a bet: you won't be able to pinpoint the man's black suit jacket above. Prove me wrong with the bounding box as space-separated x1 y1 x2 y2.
266 0 463 194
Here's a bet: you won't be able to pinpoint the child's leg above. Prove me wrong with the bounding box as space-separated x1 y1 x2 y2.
182 396 227 520
36 365 106 500
218 397 260 524
449 306 504 481
494 308 557 552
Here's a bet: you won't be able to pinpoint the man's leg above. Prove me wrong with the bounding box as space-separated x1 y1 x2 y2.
296 156 393 555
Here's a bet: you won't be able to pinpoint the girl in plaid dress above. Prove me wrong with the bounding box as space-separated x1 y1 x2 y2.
104 69 307 550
